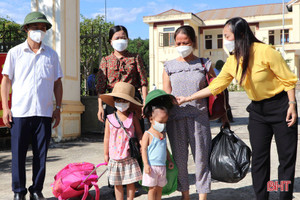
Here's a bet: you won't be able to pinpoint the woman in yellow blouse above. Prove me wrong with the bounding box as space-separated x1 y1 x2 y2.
177 17 298 200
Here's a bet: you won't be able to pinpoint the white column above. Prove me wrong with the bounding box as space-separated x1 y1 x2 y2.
292 3 300 82
31 0 84 141
292 3 300 43
148 24 156 90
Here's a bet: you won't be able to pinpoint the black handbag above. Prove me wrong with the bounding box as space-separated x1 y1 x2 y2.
210 127 252 183
115 113 141 159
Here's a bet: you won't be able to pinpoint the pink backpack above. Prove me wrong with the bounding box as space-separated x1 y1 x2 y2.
51 162 107 200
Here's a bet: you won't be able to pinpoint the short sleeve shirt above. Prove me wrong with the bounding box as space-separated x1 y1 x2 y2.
2 40 63 117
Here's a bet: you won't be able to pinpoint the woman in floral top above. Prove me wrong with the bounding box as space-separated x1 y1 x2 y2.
96 25 148 123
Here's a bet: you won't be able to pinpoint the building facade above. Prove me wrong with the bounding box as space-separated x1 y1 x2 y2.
143 1 300 89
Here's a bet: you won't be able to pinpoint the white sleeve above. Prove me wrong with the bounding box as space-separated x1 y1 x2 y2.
2 50 15 81
53 51 63 81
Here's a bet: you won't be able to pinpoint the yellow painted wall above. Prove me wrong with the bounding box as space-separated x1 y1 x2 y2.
145 5 300 90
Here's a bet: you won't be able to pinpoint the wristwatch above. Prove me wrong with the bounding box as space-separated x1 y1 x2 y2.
288 101 297 105
56 105 62 111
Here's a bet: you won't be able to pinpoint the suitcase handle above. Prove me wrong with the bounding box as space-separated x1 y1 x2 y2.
77 162 108 188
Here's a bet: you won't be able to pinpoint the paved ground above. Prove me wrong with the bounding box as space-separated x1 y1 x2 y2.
0 91 300 200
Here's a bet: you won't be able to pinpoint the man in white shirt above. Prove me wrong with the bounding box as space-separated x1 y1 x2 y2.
1 11 63 200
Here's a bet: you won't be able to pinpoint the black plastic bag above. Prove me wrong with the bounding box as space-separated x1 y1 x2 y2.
210 127 252 183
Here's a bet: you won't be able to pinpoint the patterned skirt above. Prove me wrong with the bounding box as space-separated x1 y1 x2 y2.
107 157 142 185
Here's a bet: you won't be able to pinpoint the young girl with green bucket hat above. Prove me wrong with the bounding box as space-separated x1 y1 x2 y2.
141 89 178 199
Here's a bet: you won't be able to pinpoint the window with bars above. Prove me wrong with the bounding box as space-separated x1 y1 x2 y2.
217 34 223 49
280 29 289 43
269 30 275 45
159 32 175 47
205 35 212 49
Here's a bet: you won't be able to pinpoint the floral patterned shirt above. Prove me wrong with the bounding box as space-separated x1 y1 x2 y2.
96 51 148 94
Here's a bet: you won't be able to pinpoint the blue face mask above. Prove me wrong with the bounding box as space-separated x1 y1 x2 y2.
152 120 166 133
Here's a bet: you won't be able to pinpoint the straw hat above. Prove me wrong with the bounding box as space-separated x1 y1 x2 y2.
100 82 142 108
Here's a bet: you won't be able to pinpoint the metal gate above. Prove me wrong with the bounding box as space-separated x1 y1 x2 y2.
80 29 110 96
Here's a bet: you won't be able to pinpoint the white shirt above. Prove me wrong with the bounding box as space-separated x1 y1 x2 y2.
2 40 63 117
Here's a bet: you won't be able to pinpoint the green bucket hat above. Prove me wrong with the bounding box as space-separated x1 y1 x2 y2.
143 89 176 117
21 11 52 30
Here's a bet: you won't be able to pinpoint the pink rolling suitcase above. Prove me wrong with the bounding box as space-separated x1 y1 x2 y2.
51 162 107 200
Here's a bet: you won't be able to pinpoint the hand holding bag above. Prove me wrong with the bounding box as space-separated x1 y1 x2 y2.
139 149 178 196
200 58 226 120
162 150 178 196
115 113 141 159
210 127 252 183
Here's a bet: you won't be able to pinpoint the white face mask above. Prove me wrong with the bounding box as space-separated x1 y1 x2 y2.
112 39 128 52
115 102 130 112
176 46 193 58
29 30 46 43
152 120 166 133
224 39 235 53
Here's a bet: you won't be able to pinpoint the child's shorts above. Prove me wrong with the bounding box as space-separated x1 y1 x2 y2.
142 165 167 187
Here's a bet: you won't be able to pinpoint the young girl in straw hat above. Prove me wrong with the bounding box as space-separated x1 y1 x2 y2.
100 82 143 200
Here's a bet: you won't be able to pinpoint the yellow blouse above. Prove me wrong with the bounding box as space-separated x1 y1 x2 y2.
208 42 297 101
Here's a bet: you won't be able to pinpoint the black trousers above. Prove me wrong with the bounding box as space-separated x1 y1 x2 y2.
10 117 52 194
247 91 298 200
